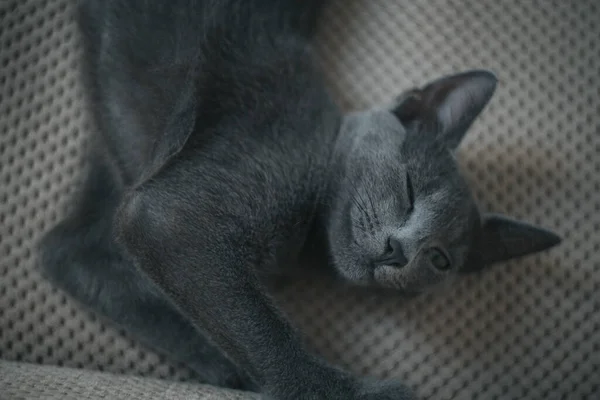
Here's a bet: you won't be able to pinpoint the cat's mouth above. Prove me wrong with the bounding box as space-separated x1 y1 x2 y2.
371 248 451 292
372 264 411 290
374 259 408 269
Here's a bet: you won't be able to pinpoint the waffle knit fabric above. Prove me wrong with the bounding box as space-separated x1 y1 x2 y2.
0 0 598 399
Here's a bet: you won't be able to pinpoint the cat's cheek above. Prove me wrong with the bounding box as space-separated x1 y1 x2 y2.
329 248 372 285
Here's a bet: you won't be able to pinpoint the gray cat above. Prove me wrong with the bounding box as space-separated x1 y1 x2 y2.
40 0 560 398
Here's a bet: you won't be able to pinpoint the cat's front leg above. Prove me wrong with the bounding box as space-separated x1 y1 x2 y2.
113 181 416 400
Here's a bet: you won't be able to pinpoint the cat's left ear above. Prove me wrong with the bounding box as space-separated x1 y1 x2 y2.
392 70 497 149
478 213 561 266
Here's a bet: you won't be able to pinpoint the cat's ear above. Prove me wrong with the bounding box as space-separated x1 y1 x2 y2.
392 70 497 149
478 213 561 265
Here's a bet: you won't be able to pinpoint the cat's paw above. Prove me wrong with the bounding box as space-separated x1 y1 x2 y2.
355 379 418 400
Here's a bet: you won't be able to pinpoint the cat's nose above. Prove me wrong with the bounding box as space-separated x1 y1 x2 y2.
377 237 408 267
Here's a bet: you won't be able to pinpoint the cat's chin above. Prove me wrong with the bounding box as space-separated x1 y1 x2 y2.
329 262 422 296
339 278 425 299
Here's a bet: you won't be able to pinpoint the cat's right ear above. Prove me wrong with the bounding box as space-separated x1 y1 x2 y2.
461 214 561 274
391 70 497 150
478 213 561 265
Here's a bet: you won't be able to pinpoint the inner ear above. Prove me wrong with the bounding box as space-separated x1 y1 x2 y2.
391 90 422 124
391 70 497 149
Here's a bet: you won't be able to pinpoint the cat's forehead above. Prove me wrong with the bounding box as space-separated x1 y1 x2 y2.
339 111 407 171
345 110 406 142
348 109 446 163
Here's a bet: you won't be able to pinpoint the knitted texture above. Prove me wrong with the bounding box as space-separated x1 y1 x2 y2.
0 360 258 400
0 0 598 399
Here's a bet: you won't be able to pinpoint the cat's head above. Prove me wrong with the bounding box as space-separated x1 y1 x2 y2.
327 70 560 293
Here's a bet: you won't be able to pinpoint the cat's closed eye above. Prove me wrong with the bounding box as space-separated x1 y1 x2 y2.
405 170 415 213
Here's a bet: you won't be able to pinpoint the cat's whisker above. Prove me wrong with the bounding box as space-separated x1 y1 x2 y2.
364 189 380 228
348 182 371 223
350 192 369 219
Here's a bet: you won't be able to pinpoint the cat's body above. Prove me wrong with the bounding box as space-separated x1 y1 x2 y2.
79 0 337 276
41 0 560 398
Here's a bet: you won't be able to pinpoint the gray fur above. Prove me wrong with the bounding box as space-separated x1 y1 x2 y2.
39 0 560 399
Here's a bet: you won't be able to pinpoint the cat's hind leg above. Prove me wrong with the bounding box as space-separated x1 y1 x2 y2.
39 159 255 390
